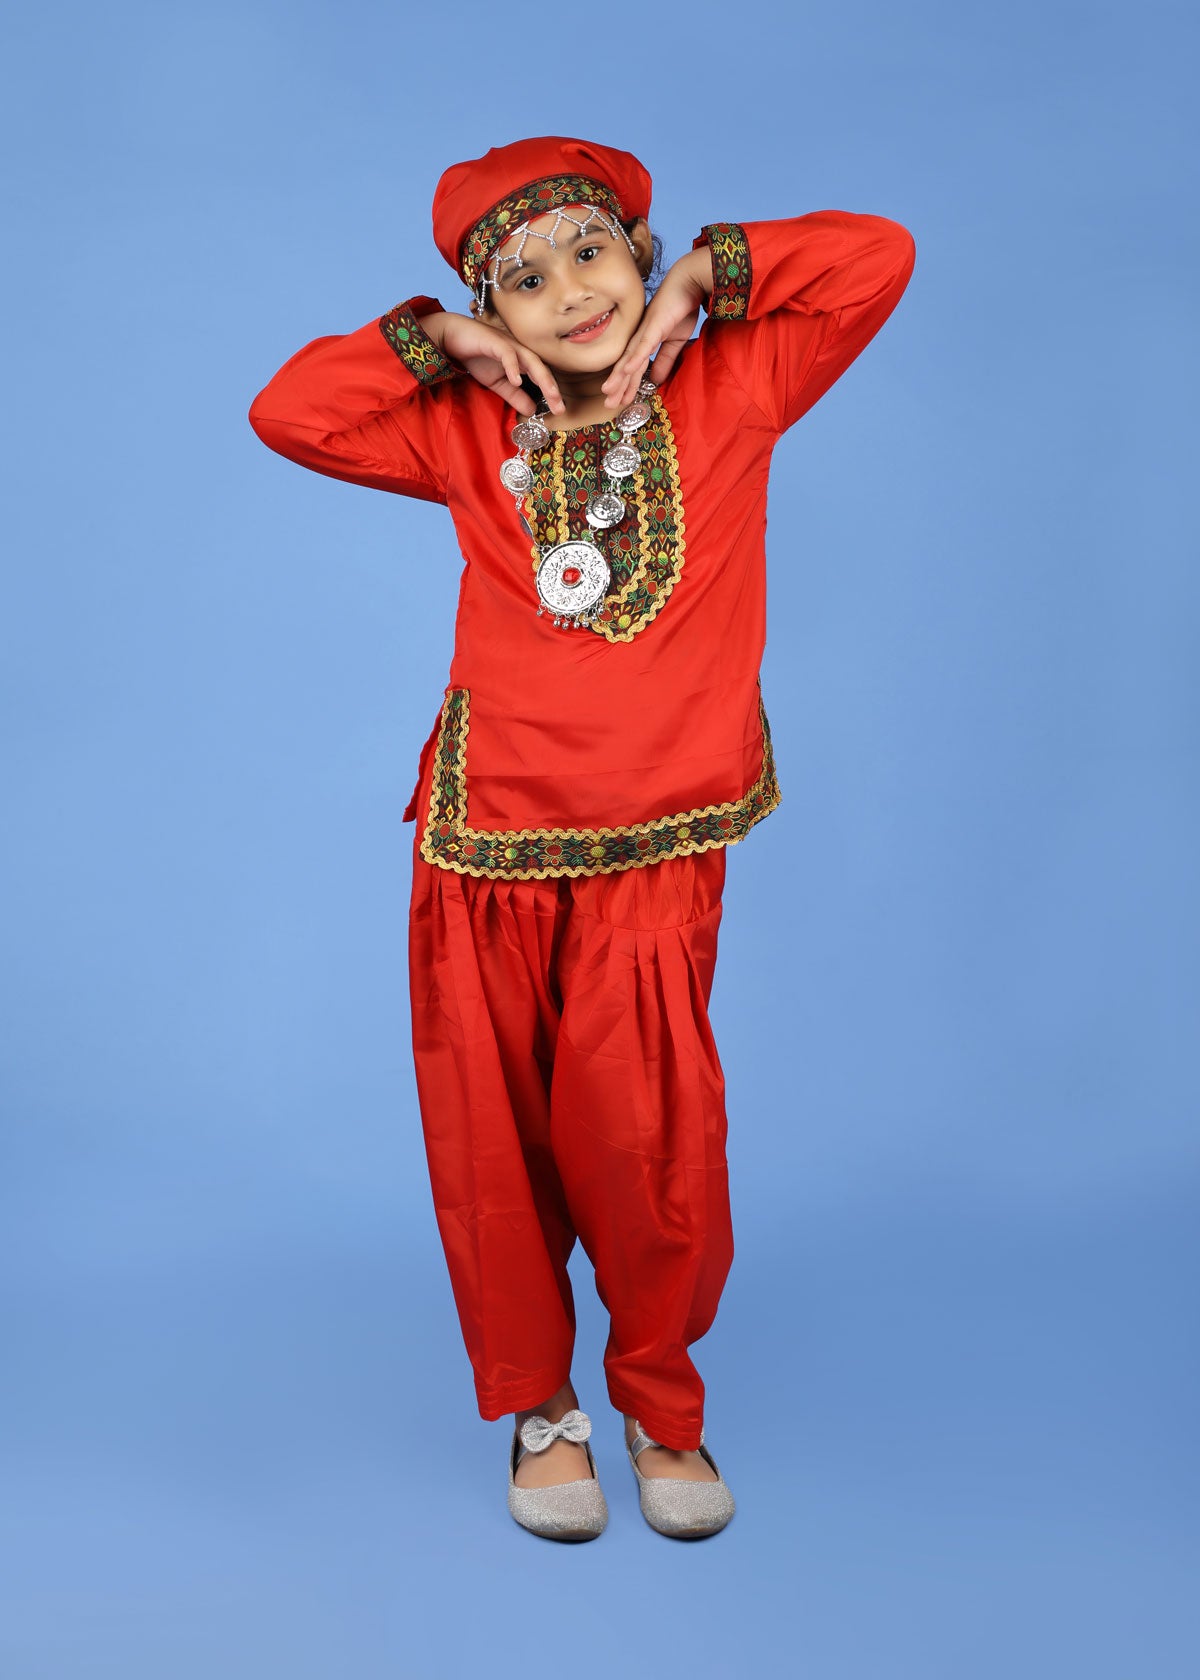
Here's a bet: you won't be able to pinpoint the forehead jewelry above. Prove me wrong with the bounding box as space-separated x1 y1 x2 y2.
499 381 658 630
474 204 638 308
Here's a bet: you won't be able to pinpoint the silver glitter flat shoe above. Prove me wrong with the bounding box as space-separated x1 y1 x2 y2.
507 1408 609 1541
626 1420 736 1539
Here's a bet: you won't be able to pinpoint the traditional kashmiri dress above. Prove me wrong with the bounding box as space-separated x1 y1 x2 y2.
250 211 915 1449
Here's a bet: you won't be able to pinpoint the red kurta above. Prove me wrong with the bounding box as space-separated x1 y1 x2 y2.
249 212 916 879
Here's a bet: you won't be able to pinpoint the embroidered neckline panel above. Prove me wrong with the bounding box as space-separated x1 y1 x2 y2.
522 393 687 644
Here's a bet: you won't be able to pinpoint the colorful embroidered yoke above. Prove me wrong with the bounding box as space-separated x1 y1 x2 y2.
249 212 916 880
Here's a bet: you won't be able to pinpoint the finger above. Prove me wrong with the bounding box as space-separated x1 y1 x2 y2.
518 349 564 412
465 367 521 413
603 326 657 389
612 307 696 400
601 333 646 391
604 341 663 405
648 338 684 383
604 375 639 410
621 354 653 404
489 373 536 416
487 344 546 417
603 345 655 408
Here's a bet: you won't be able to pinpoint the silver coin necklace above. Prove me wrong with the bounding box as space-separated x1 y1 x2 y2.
498 380 657 629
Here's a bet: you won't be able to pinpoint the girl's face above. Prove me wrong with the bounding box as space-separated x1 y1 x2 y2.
481 209 652 379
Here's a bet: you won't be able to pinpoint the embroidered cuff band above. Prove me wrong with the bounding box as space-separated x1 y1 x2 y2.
379 297 459 385
694 224 752 321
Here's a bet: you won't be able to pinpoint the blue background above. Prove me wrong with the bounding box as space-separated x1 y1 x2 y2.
3 0 1197 1674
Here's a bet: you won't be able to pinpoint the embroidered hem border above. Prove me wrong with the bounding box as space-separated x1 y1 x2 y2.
460 175 624 289
419 687 781 880
379 303 457 385
696 223 752 320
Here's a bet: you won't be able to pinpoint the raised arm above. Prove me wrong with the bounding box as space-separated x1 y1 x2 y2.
693 212 917 433
248 297 461 505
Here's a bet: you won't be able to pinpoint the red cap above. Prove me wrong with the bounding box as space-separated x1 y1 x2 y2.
432 135 653 291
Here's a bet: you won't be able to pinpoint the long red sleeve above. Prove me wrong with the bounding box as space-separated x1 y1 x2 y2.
247 296 460 505
694 213 916 434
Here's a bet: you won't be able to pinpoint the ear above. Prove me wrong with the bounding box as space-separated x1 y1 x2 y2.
473 293 514 335
627 218 655 280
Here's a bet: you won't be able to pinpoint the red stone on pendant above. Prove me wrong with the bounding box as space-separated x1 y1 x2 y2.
561 565 582 586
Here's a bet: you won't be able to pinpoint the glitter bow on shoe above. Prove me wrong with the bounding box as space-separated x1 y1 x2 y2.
507 1407 608 1542
518 1409 593 1454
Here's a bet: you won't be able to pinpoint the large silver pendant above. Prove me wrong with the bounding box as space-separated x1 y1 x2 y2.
536 540 611 627
617 400 652 434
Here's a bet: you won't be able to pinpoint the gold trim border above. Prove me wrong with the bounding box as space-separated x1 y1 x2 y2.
418 687 781 880
524 392 687 644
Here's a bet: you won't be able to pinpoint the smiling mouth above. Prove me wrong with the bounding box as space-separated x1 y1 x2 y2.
562 308 614 341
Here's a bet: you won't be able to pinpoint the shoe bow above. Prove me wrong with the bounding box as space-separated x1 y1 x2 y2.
519 1409 592 1454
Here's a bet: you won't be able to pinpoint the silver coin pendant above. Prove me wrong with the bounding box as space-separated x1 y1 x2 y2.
586 490 626 529
617 399 652 434
511 417 550 452
499 456 533 495
602 443 640 479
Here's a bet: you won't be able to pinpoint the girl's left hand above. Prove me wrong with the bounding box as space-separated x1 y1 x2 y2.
602 248 713 409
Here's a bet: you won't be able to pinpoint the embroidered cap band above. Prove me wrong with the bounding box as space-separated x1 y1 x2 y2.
460 174 625 292
432 135 653 292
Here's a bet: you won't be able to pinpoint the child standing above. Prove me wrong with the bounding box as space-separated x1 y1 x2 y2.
250 135 914 1541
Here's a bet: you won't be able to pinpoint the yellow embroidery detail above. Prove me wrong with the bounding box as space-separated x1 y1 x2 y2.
523 393 687 644
419 687 781 880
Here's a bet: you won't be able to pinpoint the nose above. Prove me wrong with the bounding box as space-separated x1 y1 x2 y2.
558 269 595 310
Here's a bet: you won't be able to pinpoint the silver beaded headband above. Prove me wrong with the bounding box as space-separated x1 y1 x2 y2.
473 204 639 309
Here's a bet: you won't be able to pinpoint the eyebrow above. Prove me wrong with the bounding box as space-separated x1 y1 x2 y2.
499 225 600 285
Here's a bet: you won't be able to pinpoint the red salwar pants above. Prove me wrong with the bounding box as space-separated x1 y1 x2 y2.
407 834 734 1453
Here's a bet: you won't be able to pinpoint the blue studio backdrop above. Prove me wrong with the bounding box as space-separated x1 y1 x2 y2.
2 2 1197 1677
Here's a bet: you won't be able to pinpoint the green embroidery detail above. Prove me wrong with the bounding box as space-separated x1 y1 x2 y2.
461 175 624 288
419 688 781 880
701 223 752 321
379 304 455 385
523 394 687 645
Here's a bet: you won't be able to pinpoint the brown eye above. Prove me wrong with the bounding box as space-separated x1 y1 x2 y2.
578 245 601 262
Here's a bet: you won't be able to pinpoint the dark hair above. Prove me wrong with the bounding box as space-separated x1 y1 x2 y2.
626 217 666 300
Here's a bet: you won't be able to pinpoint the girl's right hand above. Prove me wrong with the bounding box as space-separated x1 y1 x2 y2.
422 311 564 416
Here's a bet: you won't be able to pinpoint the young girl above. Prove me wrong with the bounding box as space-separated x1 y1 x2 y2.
249 135 915 1542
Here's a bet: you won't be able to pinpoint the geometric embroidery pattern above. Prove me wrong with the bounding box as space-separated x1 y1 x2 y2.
460 175 625 289
379 303 457 385
697 223 752 320
523 391 687 644
419 687 781 880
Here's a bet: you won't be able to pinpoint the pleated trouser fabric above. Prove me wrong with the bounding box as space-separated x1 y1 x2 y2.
407 836 734 1453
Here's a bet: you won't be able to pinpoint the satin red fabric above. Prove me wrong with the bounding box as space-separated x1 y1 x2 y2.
248 212 917 852
248 204 916 1448
408 819 732 1452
